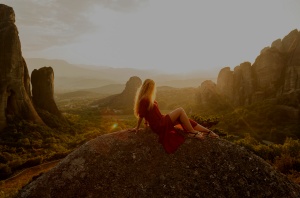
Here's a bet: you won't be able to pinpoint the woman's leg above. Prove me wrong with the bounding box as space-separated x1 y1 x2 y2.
168 108 194 131
194 124 210 133
169 108 218 138
168 108 205 139
194 124 219 138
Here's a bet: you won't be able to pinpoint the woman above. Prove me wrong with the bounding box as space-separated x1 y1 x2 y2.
132 79 218 153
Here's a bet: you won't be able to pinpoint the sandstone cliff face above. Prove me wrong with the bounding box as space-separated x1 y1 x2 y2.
215 29 300 108
0 4 43 131
18 130 300 198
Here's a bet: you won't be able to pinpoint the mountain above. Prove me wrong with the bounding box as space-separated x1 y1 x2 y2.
18 130 300 197
25 58 218 92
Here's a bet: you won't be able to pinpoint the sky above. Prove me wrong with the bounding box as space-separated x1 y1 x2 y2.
2 0 300 74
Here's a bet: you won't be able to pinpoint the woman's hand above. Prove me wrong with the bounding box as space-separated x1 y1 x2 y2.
144 121 149 128
130 127 141 133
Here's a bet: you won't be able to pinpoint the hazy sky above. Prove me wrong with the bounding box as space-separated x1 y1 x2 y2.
2 0 300 74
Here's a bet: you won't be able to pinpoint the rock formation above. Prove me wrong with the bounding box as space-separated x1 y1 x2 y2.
214 29 300 109
18 129 300 198
216 67 234 102
31 67 67 127
0 4 44 131
31 67 63 117
94 76 142 112
232 62 254 105
196 80 217 106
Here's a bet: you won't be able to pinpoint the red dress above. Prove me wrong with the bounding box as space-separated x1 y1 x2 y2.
138 98 197 153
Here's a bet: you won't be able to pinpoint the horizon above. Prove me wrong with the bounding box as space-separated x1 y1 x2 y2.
2 0 300 74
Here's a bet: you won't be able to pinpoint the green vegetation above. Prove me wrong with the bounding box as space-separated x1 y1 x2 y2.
232 135 300 184
1 87 300 196
0 97 135 181
217 100 300 143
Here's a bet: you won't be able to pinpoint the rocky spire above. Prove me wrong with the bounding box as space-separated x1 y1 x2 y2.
31 67 62 118
0 4 44 131
94 76 142 112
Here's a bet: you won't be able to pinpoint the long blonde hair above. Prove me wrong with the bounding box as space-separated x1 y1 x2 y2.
133 79 156 118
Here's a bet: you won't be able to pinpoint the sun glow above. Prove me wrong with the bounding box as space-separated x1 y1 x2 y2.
110 123 119 131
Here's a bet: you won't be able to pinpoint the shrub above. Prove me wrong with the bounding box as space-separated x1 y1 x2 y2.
17 138 31 146
274 154 296 174
0 163 12 180
31 140 43 148
282 138 300 157
0 154 8 164
19 157 43 169
254 144 280 162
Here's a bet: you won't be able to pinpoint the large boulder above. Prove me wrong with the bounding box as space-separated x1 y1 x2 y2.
18 130 300 198
0 4 43 131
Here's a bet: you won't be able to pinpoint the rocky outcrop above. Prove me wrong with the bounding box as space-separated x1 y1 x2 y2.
215 29 300 107
31 67 67 127
0 4 44 131
196 80 217 105
232 62 254 105
31 67 62 117
18 129 300 198
216 67 234 102
94 76 142 112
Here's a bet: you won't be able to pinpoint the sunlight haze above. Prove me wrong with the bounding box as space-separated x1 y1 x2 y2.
2 0 300 74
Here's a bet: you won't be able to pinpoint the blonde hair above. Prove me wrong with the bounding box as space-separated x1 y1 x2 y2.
133 79 156 118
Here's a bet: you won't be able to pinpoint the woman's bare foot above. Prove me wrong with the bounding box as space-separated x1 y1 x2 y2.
186 131 206 140
206 130 219 138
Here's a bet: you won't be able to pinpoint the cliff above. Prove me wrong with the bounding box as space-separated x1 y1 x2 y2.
18 129 300 198
197 29 300 121
0 4 44 131
0 4 66 131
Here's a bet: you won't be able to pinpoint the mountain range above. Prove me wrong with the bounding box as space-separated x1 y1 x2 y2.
25 58 217 92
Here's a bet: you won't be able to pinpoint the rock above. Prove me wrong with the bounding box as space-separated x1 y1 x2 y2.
215 29 300 107
284 66 300 91
94 76 142 112
233 62 254 105
196 80 217 105
216 67 234 102
281 29 299 54
31 67 63 118
260 46 270 54
252 47 286 94
18 130 300 198
271 39 283 52
0 4 43 131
